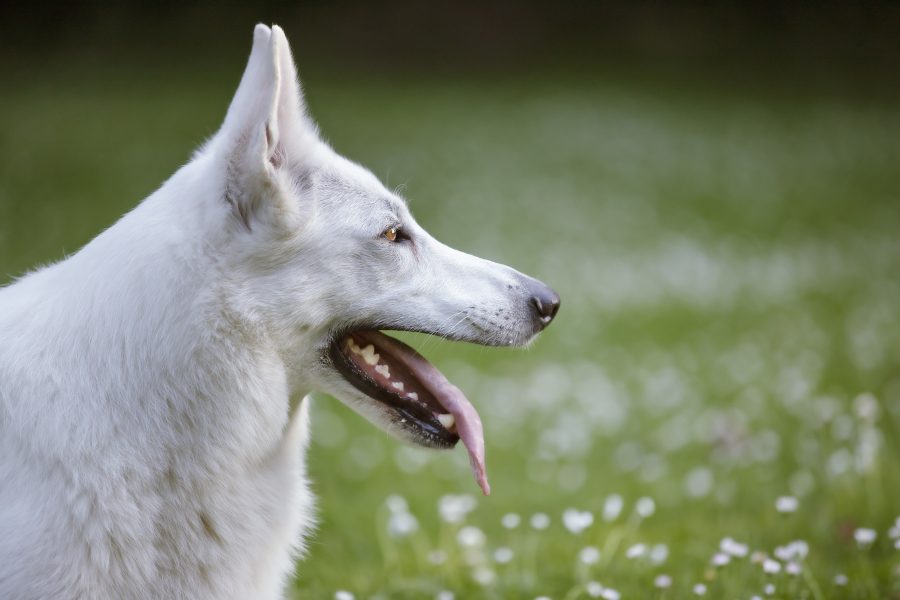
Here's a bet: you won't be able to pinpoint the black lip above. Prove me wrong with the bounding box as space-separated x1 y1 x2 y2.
327 333 459 448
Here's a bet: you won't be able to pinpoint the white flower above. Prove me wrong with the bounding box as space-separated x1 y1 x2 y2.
774 540 808 561
775 496 798 513
501 513 521 529
888 525 900 540
530 512 550 530
435 592 454 600
586 581 604 597
428 550 448 565
649 544 669 565
493 547 514 564
563 508 594 534
603 494 624 522
790 540 809 560
692 583 707 595
457 525 486 548
438 494 477 524
762 558 781 574
786 561 801 576
626 543 647 559
579 546 601 565
334 592 354 600
635 497 656 518
601 589 620 600
720 537 748 557
854 527 877 548
764 583 775 595
385 494 408 513
853 393 880 421
387 511 418 538
471 567 495 586
684 467 714 498
834 574 848 586
711 552 731 567
654 574 672 589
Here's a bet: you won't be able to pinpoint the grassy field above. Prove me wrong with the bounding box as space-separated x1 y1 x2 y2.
1 63 899 599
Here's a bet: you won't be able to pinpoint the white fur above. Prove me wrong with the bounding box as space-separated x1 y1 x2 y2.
0 24 550 599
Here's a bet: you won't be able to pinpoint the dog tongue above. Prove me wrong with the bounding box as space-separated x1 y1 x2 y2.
422 374 490 496
370 333 490 495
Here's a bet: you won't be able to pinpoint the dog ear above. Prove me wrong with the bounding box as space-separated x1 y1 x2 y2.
270 25 318 161
218 24 317 227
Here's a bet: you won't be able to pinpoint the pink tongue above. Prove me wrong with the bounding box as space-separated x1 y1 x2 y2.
422 378 490 496
361 332 490 496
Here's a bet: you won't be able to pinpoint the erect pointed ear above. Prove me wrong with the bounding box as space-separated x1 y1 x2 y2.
270 25 317 160
218 24 317 226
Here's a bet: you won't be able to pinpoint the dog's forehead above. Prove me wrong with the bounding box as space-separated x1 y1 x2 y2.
315 170 408 217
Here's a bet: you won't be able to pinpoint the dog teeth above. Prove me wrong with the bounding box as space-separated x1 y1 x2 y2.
406 392 418 401
360 344 380 365
374 364 390 378
391 381 404 391
346 339 362 354
437 413 456 430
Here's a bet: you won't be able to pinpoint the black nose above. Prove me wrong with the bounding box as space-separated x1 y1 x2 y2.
529 283 560 329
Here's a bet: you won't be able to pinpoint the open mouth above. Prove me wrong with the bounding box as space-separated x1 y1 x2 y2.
328 329 490 495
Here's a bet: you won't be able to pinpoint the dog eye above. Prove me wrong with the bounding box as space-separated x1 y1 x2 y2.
383 226 400 242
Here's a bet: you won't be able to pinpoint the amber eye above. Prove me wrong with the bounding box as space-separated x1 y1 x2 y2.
384 226 399 242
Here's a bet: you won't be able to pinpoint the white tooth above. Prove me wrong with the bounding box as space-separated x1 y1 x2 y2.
391 381 405 391
360 344 379 365
437 413 456 430
406 392 418 401
348 339 362 354
375 364 390 378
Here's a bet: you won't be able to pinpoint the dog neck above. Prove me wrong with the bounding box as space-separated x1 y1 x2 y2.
17 154 306 476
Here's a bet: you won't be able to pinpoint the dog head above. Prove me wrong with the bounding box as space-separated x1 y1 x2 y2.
209 25 559 493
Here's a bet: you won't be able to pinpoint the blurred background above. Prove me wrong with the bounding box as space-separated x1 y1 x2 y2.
2 2 899 598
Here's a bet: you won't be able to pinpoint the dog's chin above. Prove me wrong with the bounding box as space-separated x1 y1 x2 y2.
330 385 459 451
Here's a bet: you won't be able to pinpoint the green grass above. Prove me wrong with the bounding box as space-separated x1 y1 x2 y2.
1 64 899 599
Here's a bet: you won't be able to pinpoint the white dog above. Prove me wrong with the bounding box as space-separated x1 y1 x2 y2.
0 24 559 599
